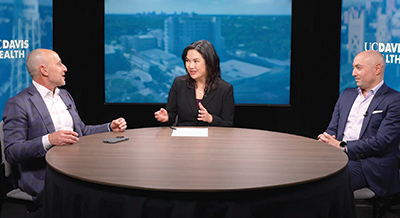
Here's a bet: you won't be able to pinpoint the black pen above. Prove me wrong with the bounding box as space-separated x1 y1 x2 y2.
169 126 177 130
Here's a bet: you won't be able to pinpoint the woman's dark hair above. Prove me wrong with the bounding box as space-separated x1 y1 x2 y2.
181 40 221 93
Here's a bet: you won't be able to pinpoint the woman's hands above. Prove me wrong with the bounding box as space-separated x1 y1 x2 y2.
198 102 213 123
154 108 169 123
155 103 213 124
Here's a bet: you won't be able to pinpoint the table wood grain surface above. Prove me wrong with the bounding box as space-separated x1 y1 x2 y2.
46 127 348 192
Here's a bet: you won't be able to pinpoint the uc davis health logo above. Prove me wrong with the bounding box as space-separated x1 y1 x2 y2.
0 39 29 59
364 42 400 64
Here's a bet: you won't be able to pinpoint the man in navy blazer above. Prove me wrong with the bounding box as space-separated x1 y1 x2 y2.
318 50 400 198
2 49 127 206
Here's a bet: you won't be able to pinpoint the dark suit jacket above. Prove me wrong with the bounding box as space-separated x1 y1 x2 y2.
2 84 110 206
326 83 400 197
165 75 234 126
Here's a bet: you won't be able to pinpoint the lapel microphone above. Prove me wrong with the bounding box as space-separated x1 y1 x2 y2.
363 111 368 117
66 104 72 110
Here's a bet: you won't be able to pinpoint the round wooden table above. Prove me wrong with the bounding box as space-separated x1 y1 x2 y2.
44 127 355 218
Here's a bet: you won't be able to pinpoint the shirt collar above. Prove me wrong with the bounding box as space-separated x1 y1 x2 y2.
357 80 384 96
32 80 60 98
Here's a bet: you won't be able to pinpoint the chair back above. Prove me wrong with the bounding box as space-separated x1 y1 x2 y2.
0 120 35 208
0 121 12 177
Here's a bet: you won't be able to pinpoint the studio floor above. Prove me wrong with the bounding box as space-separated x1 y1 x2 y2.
1 202 400 218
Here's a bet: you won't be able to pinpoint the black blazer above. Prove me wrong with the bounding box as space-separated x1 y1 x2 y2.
165 75 235 126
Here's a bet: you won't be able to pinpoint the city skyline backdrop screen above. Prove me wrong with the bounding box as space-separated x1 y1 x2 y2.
340 0 400 93
105 0 292 104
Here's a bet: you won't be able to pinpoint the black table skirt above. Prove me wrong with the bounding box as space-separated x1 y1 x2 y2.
43 166 356 218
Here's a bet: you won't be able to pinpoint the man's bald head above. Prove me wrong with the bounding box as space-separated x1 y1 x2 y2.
26 49 54 79
25 49 68 92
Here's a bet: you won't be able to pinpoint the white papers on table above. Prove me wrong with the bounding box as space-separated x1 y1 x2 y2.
171 128 208 137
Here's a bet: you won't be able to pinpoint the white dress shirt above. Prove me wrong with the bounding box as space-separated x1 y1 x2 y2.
32 81 74 150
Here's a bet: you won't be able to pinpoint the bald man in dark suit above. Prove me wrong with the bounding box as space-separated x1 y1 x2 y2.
318 50 400 198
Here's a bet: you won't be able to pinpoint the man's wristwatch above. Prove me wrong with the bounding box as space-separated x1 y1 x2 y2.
339 141 347 152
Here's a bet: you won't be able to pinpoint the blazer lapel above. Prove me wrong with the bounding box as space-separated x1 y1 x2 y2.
338 89 358 138
359 84 388 138
59 90 73 112
28 85 55 133
59 90 83 136
201 89 216 108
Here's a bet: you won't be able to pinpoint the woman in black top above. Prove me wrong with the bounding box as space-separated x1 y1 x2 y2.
154 40 234 126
